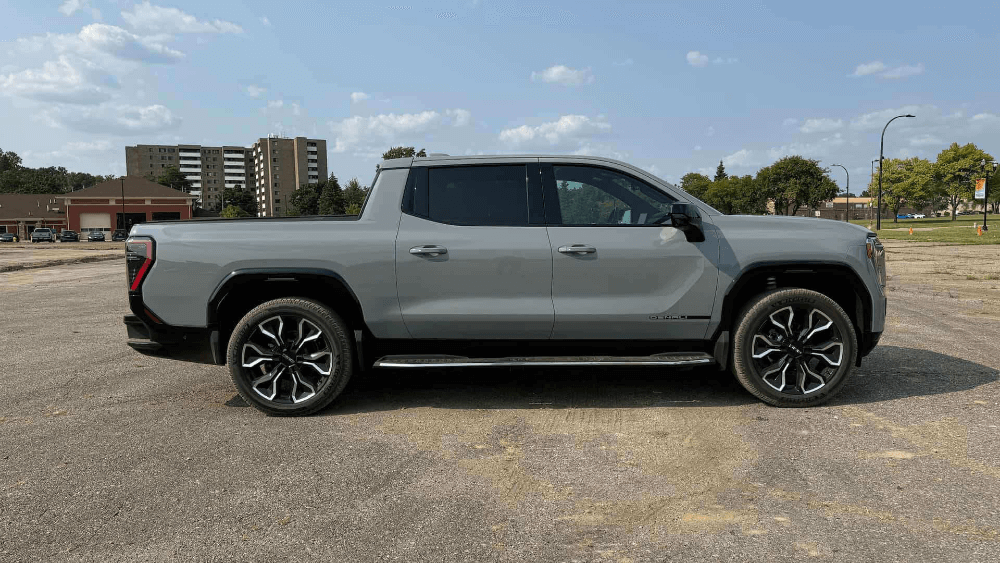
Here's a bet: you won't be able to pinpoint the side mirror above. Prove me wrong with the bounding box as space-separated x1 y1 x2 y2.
668 203 705 243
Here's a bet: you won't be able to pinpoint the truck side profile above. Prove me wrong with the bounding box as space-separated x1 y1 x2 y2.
124 155 887 415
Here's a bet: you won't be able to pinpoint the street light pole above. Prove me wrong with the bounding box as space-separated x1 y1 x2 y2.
832 164 849 222
120 177 127 233
983 159 997 232
877 114 916 230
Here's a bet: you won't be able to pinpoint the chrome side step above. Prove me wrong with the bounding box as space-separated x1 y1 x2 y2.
372 352 715 369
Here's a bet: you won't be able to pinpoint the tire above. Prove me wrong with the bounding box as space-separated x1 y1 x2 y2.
227 298 353 416
732 288 857 407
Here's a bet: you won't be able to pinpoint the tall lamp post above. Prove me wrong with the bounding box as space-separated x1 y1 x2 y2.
870 159 878 224
831 164 849 222
877 114 916 230
983 159 997 232
120 177 127 233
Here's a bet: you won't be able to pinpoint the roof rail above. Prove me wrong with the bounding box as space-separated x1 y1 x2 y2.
427 153 450 157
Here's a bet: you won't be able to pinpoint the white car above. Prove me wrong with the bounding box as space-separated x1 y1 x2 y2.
912 214 926 219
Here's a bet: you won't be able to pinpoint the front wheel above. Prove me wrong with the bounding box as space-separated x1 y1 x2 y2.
732 288 857 407
227 298 353 416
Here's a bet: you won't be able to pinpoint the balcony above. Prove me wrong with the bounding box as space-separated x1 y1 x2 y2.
179 150 201 156
179 167 201 173
307 146 318 152
184 175 200 181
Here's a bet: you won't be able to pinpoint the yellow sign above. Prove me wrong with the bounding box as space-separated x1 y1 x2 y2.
975 178 986 199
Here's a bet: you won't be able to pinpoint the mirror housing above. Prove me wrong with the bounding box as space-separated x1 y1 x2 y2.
669 203 705 243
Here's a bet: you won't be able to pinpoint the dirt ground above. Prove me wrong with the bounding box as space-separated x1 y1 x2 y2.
1 245 999 562
882 240 1000 319
0 242 123 272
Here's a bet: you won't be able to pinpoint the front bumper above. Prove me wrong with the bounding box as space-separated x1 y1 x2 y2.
124 313 222 365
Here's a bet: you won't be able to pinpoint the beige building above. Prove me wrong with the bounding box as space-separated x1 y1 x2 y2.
125 144 255 210
249 136 328 217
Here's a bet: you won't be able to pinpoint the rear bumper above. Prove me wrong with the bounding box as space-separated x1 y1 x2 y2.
124 313 222 365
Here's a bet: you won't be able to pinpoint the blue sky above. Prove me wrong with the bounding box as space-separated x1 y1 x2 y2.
1 0 998 193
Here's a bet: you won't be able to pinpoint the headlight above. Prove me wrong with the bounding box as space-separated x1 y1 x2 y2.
866 235 886 289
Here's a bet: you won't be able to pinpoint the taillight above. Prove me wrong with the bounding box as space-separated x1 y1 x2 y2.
126 237 154 291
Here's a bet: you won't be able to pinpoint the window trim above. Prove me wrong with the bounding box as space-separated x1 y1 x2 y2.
541 163 677 227
401 164 535 227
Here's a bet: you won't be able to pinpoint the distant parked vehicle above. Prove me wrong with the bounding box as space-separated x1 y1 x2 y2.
0 232 16 243
60 230 79 242
87 230 106 242
912 214 926 219
31 228 55 243
896 214 912 219
111 229 128 241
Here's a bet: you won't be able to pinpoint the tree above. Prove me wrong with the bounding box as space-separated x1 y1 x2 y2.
287 182 321 216
679 172 712 200
222 185 257 216
714 160 728 182
933 142 994 220
703 175 768 215
342 177 369 214
219 205 250 218
155 166 194 194
756 156 837 215
317 173 345 215
382 146 427 159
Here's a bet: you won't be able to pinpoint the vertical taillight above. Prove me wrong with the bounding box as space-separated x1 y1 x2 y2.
126 237 154 291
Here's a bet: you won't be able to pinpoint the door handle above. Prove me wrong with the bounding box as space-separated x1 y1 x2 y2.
557 244 596 255
409 245 448 257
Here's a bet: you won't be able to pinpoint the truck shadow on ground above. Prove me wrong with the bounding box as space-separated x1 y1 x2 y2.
285 345 997 415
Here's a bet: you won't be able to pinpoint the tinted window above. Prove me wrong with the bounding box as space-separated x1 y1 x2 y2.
428 165 528 226
552 166 675 226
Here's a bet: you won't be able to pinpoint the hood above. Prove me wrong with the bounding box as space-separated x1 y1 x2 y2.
713 214 875 238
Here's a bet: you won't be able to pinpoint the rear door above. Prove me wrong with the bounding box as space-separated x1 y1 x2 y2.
541 162 720 340
394 161 554 339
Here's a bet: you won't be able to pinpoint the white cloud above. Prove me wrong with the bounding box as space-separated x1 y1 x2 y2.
570 144 626 160
350 91 370 103
122 2 243 34
0 56 117 105
267 100 283 108
881 63 924 79
849 105 923 131
852 61 886 76
64 140 112 151
45 103 180 134
445 108 472 127
291 102 301 116
686 51 709 67
245 85 265 97
77 24 183 63
499 115 611 148
722 149 755 167
328 110 467 153
260 16 271 27
851 61 924 79
800 118 843 133
971 113 1000 123
644 164 662 177
909 133 942 147
530 65 595 86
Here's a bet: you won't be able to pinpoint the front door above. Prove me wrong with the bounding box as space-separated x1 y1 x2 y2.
395 163 554 339
542 163 720 340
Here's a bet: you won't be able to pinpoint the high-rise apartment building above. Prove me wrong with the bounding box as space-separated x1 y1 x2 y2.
125 144 253 210
249 136 328 217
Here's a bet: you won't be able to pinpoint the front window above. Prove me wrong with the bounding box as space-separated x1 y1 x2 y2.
551 166 675 226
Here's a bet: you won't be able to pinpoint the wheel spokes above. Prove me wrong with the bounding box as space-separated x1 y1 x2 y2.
752 334 783 359
241 314 336 406
752 304 844 396
802 309 834 343
768 306 794 337
258 316 285 347
294 318 322 352
251 364 286 401
809 340 843 367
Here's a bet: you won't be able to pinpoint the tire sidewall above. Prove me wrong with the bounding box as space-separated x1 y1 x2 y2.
733 289 857 406
227 299 352 416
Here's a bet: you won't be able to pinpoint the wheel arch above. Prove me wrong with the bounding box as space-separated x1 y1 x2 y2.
208 268 369 364
716 261 873 351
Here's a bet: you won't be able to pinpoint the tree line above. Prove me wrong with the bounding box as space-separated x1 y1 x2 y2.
679 156 840 216
0 147 118 194
860 142 998 221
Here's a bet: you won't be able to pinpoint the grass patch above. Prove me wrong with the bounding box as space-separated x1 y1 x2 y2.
848 216 1000 244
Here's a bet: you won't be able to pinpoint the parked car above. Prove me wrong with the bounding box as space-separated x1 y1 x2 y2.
896 214 912 219
60 230 79 242
111 229 128 242
912 214 926 219
30 228 55 243
0 232 16 243
123 154 887 416
87 230 106 241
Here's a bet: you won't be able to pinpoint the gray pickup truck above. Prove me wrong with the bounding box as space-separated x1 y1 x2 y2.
124 155 886 415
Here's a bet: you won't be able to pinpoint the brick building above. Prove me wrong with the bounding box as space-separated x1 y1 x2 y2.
62 177 197 233
0 194 68 239
250 136 327 217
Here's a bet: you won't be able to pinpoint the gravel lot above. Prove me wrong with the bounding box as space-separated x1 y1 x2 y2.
2 243 999 562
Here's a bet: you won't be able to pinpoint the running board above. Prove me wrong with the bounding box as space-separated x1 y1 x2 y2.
372 352 715 369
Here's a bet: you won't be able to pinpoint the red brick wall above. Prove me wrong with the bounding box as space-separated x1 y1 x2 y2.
66 203 192 231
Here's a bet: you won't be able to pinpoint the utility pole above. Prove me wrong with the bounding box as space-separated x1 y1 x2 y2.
877 114 915 230
831 164 849 222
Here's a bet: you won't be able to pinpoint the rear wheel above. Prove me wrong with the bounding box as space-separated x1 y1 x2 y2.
227 298 353 416
732 288 857 407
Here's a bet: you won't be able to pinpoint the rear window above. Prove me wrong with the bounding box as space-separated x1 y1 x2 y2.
426 165 528 226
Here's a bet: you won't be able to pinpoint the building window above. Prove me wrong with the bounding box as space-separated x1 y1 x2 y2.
273 182 279 188
826 202 834 208
148 148 153 152
274 198 281 203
